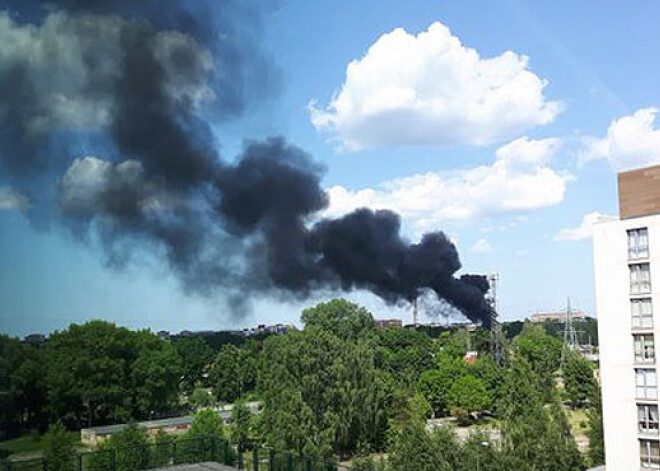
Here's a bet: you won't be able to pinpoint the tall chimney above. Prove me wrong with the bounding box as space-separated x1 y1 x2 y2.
411 297 418 325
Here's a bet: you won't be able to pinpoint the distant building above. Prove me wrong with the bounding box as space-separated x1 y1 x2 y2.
241 323 290 337
157 330 170 340
23 333 46 345
375 319 402 329
81 416 195 446
463 351 479 365
593 164 660 469
530 311 587 323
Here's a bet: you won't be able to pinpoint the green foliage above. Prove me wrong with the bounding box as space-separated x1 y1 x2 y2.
416 353 467 417
259 322 389 459
376 328 435 386
209 344 257 403
43 422 75 471
175 411 225 464
173 337 214 394
0 335 48 432
46 321 182 427
189 388 215 409
131 343 182 417
562 351 595 406
149 430 173 468
300 299 375 339
468 356 505 413
513 324 562 401
388 422 460 471
500 357 583 471
188 410 225 440
90 425 150 471
230 401 252 445
446 375 490 417
587 385 605 466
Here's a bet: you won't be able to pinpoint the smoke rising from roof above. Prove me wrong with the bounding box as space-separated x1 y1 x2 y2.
0 1 492 324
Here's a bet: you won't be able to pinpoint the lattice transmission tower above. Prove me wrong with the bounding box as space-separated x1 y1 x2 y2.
487 273 507 366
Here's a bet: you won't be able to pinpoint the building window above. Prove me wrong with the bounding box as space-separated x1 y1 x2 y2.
637 369 658 399
632 263 652 294
633 299 654 330
641 439 660 468
630 228 650 259
640 405 660 435
636 335 657 364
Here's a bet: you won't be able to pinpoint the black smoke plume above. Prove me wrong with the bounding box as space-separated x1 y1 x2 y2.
0 1 492 324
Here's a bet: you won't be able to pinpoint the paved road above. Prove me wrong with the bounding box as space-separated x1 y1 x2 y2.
152 462 236 471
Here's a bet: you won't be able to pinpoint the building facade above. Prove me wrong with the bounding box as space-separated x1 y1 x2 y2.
530 311 588 323
594 165 660 469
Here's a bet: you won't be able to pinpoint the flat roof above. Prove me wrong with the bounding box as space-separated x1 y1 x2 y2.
82 415 195 435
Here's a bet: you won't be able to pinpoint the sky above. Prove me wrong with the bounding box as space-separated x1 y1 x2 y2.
2 0 660 336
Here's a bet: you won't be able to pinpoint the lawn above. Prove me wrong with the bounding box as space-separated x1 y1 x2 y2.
0 431 83 460
565 407 590 454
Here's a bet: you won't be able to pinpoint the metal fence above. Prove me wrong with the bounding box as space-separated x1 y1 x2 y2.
0 438 353 471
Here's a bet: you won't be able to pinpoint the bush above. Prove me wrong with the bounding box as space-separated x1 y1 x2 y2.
43 422 75 471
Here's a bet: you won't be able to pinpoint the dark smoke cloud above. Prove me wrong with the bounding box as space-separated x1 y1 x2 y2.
0 1 493 324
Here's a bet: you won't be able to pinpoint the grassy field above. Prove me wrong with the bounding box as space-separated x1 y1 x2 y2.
565 407 590 453
0 431 83 460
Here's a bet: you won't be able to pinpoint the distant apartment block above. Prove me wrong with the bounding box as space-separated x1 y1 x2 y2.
374 319 403 329
241 323 290 337
23 333 46 345
530 311 587 323
593 164 660 469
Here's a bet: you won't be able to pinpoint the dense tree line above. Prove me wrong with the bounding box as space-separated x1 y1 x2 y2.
1 299 604 470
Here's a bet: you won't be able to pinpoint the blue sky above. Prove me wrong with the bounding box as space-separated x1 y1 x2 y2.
2 0 660 336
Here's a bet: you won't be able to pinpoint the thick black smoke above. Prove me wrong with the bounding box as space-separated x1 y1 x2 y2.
0 1 492 324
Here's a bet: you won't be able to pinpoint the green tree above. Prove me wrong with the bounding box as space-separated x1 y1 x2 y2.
459 433 506 471
131 343 182 417
210 344 255 403
150 430 173 468
513 324 563 401
90 425 150 471
188 410 225 440
587 385 605 466
176 410 227 464
259 319 389 459
446 375 490 419
417 353 467 417
43 422 75 471
301 299 375 339
173 337 214 394
562 351 595 407
388 422 460 471
46 321 179 427
189 388 215 409
500 357 582 471
0 335 49 432
230 401 252 445
376 328 435 386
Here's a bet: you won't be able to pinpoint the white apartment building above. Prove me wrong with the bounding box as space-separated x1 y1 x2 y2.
594 165 660 469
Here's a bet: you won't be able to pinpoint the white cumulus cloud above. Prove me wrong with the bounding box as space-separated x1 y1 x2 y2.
310 22 562 151
555 211 616 241
580 108 660 170
324 137 568 233
0 186 29 211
